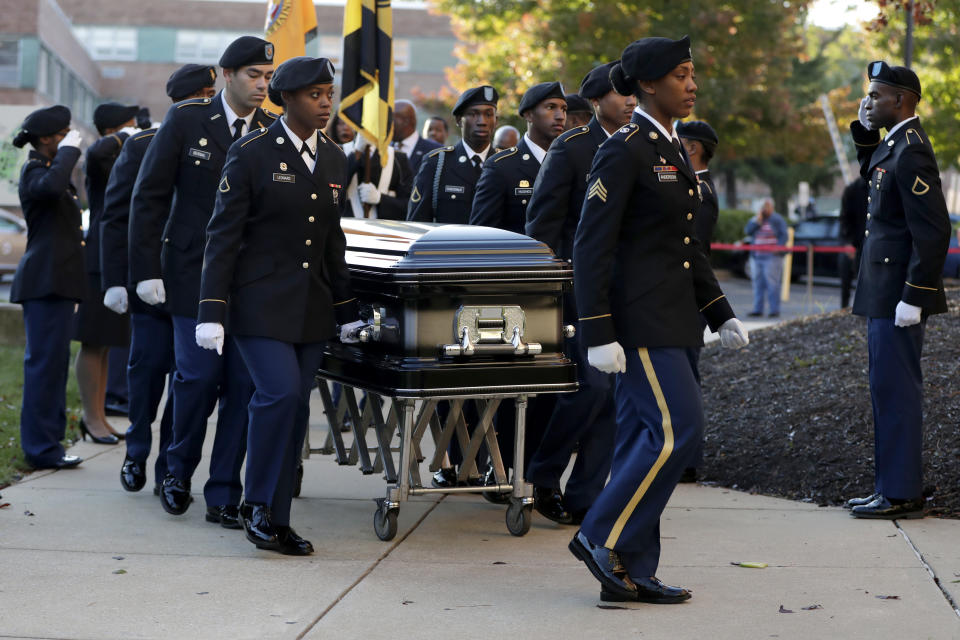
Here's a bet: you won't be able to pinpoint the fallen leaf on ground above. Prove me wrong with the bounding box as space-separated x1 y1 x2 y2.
597 604 630 610
801 604 823 610
778 605 793 613
112 569 127 575
492 561 507 565
23 510 34 516
401 600 414 605
196 592 208 595
731 561 768 568
112 556 124 560
0 503 9 509
875 595 900 600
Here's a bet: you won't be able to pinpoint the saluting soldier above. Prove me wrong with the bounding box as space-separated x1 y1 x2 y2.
196 56 361 555
73 102 139 446
845 62 951 520
130 36 276 526
406 86 499 224
567 36 749 603
471 81 566 234
101 64 218 494
522 61 635 526
11 106 86 470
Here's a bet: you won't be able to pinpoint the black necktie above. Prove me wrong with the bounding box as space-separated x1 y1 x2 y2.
301 143 316 159
232 118 244 141
472 155 482 176
672 136 682 155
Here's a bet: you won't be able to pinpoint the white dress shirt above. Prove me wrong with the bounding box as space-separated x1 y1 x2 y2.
280 117 318 172
221 91 254 139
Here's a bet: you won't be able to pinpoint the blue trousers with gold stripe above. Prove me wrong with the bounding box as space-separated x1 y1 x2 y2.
580 347 702 578
867 317 924 500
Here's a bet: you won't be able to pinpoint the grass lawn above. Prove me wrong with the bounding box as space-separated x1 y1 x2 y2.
0 343 83 487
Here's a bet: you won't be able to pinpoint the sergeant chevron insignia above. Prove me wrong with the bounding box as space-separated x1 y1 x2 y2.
218 176 230 193
912 176 930 195
587 178 607 202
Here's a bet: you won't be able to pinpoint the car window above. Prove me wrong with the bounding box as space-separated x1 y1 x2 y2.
0 219 22 233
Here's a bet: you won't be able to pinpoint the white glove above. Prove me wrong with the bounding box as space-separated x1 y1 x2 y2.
58 130 82 149
894 301 922 327
119 126 140 137
357 183 382 205
587 342 627 374
858 97 874 131
719 318 749 349
195 322 225 355
102 286 128 314
135 279 166 305
339 319 367 344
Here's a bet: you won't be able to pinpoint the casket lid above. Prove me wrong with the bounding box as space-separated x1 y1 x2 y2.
342 219 570 280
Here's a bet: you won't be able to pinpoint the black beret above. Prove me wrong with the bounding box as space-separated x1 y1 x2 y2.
13 105 70 148
219 35 274 69
166 64 217 100
136 107 152 129
676 120 718 146
518 81 565 116
268 56 336 106
452 85 499 117
867 60 921 100
93 102 139 134
613 35 693 94
564 93 592 114
579 61 618 99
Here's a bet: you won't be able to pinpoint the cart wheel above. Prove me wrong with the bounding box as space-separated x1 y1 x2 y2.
374 505 398 541
505 501 532 537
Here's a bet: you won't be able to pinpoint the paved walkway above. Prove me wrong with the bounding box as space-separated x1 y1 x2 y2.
2 393 959 640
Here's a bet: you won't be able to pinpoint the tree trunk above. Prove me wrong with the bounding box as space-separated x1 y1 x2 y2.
724 166 738 209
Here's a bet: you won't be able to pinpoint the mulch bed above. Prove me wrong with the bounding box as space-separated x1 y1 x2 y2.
698 296 960 518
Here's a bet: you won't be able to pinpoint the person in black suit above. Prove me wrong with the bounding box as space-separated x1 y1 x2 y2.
196 56 361 555
839 175 869 308
393 99 440 174
523 61 635 526
407 85 499 224
344 136 414 220
130 36 276 525
72 102 139 446
567 36 748 604
422 116 448 146
11 106 86 470
845 61 951 520
102 64 218 494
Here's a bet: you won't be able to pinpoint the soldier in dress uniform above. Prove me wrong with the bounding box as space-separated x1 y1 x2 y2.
522 61 635 525
73 102 139 446
567 36 749 603
406 85 499 224
196 56 362 555
676 119 719 482
129 36 276 526
563 93 593 129
11 106 86 469
101 64 218 494
344 135 414 220
845 61 951 520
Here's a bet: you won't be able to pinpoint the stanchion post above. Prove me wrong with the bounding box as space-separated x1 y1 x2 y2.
806 243 814 307
781 227 794 302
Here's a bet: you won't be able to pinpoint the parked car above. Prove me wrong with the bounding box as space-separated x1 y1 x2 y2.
941 215 960 279
0 208 27 276
791 214 846 281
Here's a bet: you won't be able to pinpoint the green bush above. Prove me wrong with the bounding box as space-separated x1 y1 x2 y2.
713 209 755 244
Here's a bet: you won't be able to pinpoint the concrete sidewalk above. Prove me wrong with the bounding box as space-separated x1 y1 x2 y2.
2 400 959 640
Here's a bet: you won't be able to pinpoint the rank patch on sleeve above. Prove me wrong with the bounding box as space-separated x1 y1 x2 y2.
587 178 607 202
218 176 230 193
410 186 421 203
911 176 930 195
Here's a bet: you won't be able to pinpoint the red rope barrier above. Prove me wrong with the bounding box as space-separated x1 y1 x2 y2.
710 243 960 254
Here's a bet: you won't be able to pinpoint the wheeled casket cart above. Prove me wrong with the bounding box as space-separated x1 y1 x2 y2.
311 219 577 540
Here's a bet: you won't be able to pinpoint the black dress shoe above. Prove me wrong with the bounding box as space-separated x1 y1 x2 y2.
747 311 763 317
205 504 242 529
601 576 692 604
120 455 146 492
568 530 638 600
293 461 304 498
481 466 511 504
678 467 698 483
431 467 458 489
850 495 924 519
844 493 879 509
240 502 282 551
277 526 314 555
534 486 574 525
159 475 192 515
37 455 83 470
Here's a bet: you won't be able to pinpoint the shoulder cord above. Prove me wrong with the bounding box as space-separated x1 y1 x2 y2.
432 150 446 214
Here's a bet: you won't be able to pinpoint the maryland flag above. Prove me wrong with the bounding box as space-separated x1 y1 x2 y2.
263 0 318 113
340 0 394 168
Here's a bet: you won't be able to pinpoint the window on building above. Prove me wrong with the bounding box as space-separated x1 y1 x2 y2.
73 27 138 61
0 39 19 87
318 36 342 69
393 39 410 72
175 31 245 64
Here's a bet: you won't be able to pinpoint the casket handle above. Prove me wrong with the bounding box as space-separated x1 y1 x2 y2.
563 325 576 339
511 326 542 356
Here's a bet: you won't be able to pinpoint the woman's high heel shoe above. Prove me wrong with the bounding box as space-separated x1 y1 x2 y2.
78 419 119 445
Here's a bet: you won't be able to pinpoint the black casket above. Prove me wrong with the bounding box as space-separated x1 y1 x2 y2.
317 219 578 398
